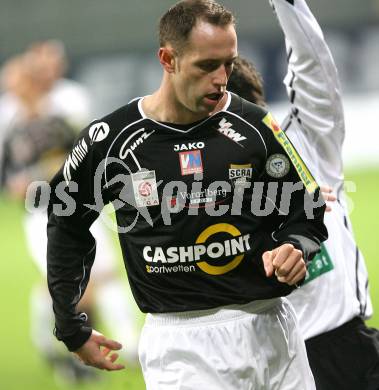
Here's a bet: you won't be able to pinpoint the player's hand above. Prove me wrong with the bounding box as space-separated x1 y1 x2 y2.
262 243 305 286
320 185 336 212
74 330 125 371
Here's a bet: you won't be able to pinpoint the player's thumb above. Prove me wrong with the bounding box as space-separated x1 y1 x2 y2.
262 250 274 277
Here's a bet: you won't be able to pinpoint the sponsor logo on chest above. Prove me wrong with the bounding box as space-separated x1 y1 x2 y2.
167 187 228 210
179 150 203 175
143 223 251 275
229 163 253 189
229 164 252 180
217 118 247 143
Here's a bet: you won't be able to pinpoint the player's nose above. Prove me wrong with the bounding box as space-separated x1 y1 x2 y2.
213 65 228 89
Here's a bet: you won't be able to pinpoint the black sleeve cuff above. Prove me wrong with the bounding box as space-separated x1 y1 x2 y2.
281 234 321 263
58 326 93 352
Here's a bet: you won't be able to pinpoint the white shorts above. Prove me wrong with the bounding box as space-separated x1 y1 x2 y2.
139 298 315 390
24 210 117 280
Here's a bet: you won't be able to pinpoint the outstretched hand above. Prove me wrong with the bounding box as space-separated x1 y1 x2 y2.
262 243 306 286
74 330 126 371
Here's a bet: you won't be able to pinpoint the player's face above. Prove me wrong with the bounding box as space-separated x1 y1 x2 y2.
172 21 238 118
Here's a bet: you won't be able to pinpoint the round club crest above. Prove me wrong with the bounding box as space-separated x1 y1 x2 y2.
265 154 290 178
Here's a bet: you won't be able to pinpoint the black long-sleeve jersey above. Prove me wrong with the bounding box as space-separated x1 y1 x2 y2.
47 92 327 351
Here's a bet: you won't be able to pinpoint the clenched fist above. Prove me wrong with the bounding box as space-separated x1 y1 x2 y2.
262 243 306 286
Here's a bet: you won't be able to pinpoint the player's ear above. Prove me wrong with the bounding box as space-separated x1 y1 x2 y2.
158 47 176 73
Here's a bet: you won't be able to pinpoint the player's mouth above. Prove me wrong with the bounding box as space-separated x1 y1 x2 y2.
203 92 224 106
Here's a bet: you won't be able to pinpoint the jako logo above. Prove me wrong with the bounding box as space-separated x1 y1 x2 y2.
63 138 88 183
174 142 205 151
89 122 110 144
179 150 203 175
217 118 246 143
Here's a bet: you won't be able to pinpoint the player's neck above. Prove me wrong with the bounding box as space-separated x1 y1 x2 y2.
141 90 200 124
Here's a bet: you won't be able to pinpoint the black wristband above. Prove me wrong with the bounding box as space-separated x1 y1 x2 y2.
60 326 93 352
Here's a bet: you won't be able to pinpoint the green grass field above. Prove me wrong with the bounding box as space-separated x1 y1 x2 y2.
0 168 378 390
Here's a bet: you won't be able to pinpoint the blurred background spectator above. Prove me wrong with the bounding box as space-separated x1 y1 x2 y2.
0 39 141 386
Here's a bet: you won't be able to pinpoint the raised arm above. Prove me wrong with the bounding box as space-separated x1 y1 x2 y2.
270 0 345 147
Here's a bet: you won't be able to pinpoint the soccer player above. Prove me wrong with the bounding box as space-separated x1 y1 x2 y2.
228 0 379 389
46 1 327 388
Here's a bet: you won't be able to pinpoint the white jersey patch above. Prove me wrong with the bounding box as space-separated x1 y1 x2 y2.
132 170 159 208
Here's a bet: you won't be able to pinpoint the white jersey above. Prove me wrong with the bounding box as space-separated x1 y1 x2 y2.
270 0 373 339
